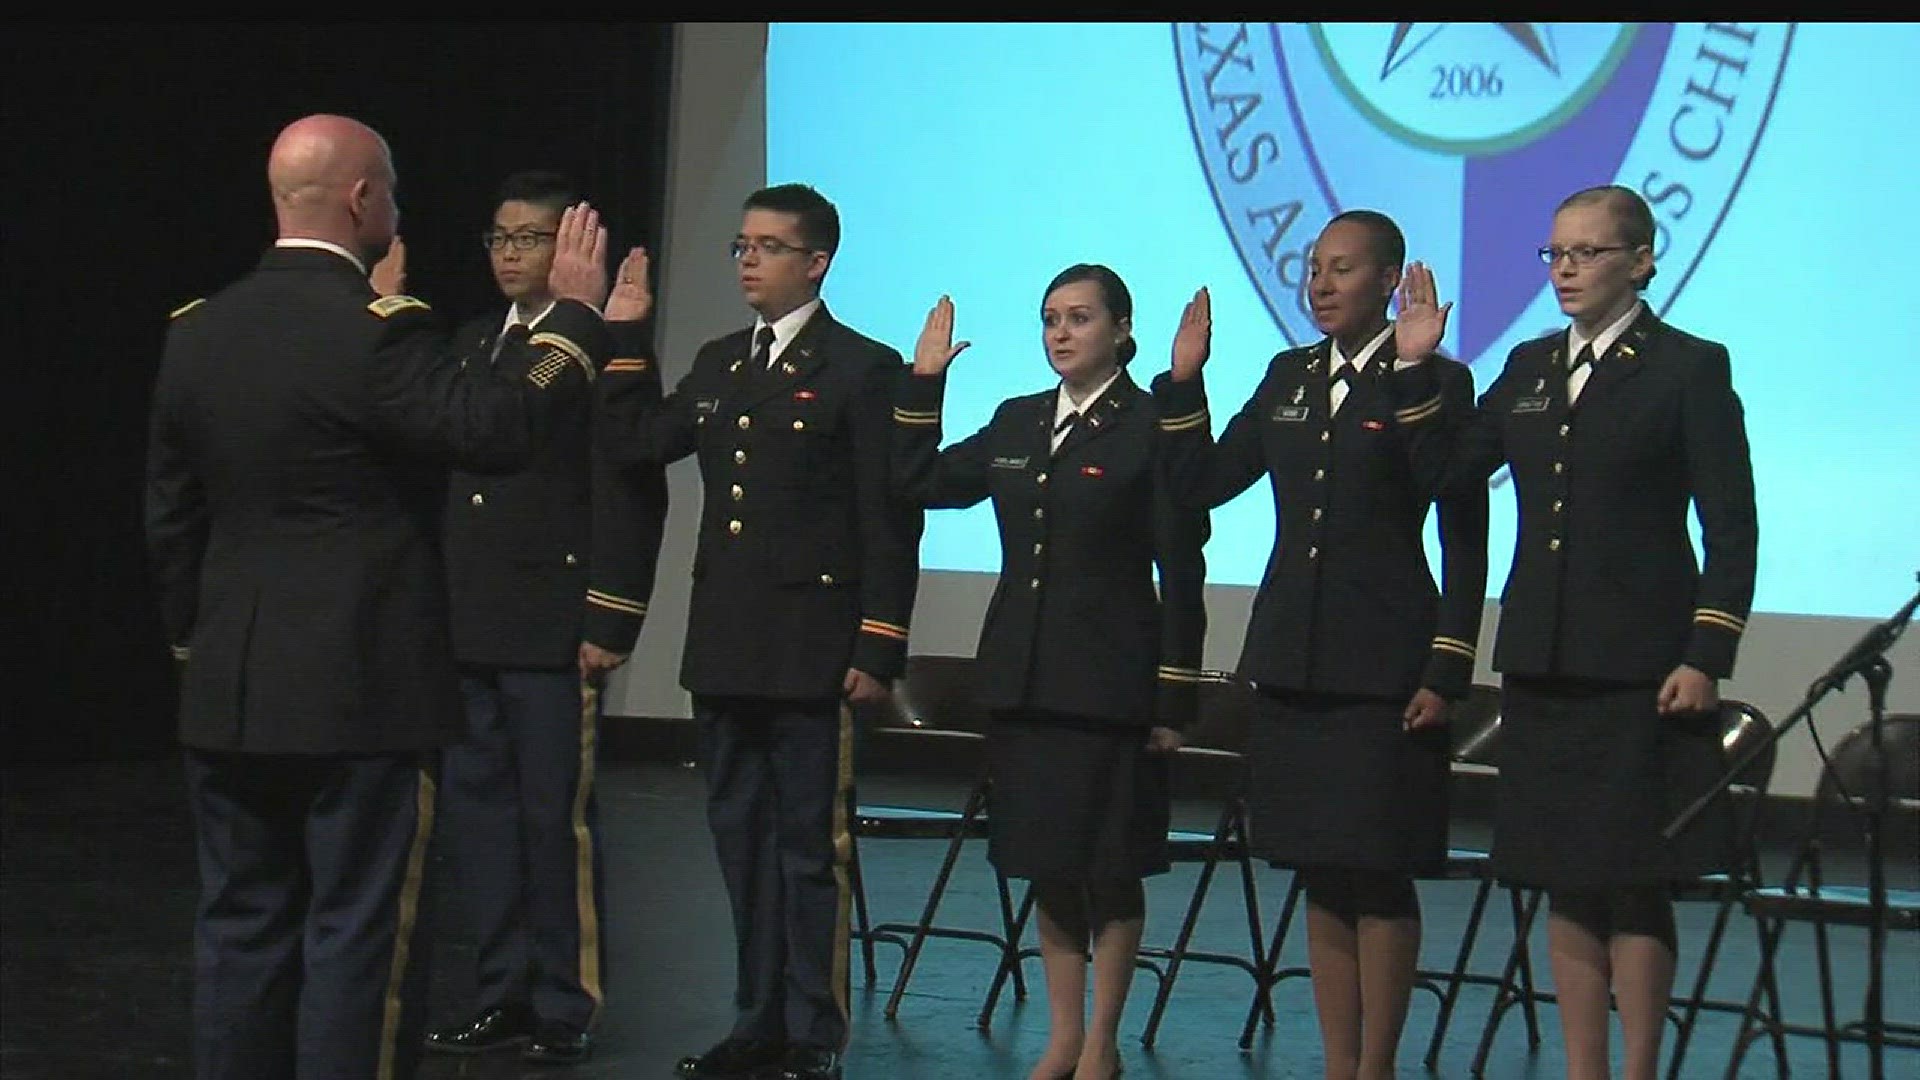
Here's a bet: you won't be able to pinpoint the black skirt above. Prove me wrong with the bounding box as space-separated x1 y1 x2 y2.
986 709 1171 884
1491 677 1736 888
1243 688 1450 877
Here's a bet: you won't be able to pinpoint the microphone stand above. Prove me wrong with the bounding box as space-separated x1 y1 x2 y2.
1666 572 1919 1080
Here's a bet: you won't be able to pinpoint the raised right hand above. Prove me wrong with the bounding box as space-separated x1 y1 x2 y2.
912 295 971 375
1170 286 1211 382
548 203 611 311
605 246 653 323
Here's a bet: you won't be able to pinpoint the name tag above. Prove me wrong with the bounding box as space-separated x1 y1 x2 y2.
695 397 721 415
991 455 1029 470
1512 396 1551 414
1270 405 1311 423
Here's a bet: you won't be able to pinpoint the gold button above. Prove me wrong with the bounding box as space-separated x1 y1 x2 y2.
564 553 578 567
1549 538 1562 551
1030 578 1041 589
819 574 835 586
737 415 751 430
1552 499 1563 513
1036 472 1048 485
469 492 484 506
1559 423 1571 437
1033 542 1043 556
1553 462 1564 475
1313 468 1326 481
728 519 742 536
730 484 744 501
1308 546 1319 559
1320 430 1330 443
793 419 806 431
1311 508 1323 521
734 450 747 465
1033 508 1044 521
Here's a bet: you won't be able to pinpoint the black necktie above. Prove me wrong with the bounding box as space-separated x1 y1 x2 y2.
491 322 532 362
1329 361 1357 388
1568 342 1597 376
1055 411 1080 437
753 325 777 369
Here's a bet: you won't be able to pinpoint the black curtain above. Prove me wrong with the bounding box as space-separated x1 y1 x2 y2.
5 22 676 762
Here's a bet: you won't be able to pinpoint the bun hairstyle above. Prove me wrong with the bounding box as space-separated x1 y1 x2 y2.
1043 263 1136 365
1557 184 1658 290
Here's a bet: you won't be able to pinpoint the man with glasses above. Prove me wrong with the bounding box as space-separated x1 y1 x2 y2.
596 183 923 1080
425 170 668 1065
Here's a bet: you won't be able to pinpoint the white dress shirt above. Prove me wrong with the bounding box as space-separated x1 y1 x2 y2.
753 297 824 367
1565 299 1644 405
1051 367 1123 453
274 237 367 277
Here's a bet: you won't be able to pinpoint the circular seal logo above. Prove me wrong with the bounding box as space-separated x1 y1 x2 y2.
1174 22 1794 368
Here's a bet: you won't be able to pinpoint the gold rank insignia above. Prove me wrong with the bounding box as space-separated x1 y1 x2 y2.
367 295 431 319
169 298 206 320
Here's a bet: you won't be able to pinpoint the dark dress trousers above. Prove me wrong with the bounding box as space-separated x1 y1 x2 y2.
596 303 922 1051
145 246 603 1080
892 368 1209 881
1152 339 1488 873
436 308 668 1032
1417 309 1758 885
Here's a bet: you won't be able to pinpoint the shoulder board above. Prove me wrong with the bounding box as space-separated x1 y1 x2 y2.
368 295 432 319
169 298 206 321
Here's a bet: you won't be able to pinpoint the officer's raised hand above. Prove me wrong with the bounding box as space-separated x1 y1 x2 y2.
547 203 612 311
370 234 406 297
1393 261 1453 362
911 295 971 376
1169 286 1211 382
606 246 652 324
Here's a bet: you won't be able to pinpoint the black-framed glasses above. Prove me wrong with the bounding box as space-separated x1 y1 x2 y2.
1538 244 1632 268
482 230 558 252
729 237 812 261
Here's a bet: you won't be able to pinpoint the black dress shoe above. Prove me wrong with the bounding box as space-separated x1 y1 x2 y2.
424 1004 535 1053
676 1036 786 1078
523 1020 591 1065
778 1045 843 1080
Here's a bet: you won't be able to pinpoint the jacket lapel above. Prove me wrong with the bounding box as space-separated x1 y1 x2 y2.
737 303 835 410
1052 370 1139 460
1569 307 1653 412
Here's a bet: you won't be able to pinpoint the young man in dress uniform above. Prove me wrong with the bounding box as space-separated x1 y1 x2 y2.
596 183 923 1080
423 171 668 1064
145 115 613 1080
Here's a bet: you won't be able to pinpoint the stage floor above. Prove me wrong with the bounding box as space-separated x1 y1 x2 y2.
4 753 1913 1079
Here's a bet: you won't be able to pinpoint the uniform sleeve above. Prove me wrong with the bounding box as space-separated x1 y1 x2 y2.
1680 344 1758 679
364 295 604 470
1421 364 1490 698
583 327 670 653
144 316 208 660
849 355 926 681
1151 431 1212 731
1150 370 1269 511
891 371 993 509
593 317 702 467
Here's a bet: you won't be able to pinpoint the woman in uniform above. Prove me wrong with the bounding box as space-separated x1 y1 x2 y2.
1419 184 1757 1080
1152 211 1487 1080
892 264 1209 1080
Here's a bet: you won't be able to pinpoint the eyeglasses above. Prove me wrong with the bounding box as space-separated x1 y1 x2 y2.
729 237 812 261
482 230 557 252
1538 244 1634 268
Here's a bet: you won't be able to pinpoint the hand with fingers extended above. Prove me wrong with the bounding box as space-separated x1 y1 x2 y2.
1393 261 1453 362
369 235 406 297
547 203 612 310
606 246 653 323
1170 286 1211 382
912 295 971 375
